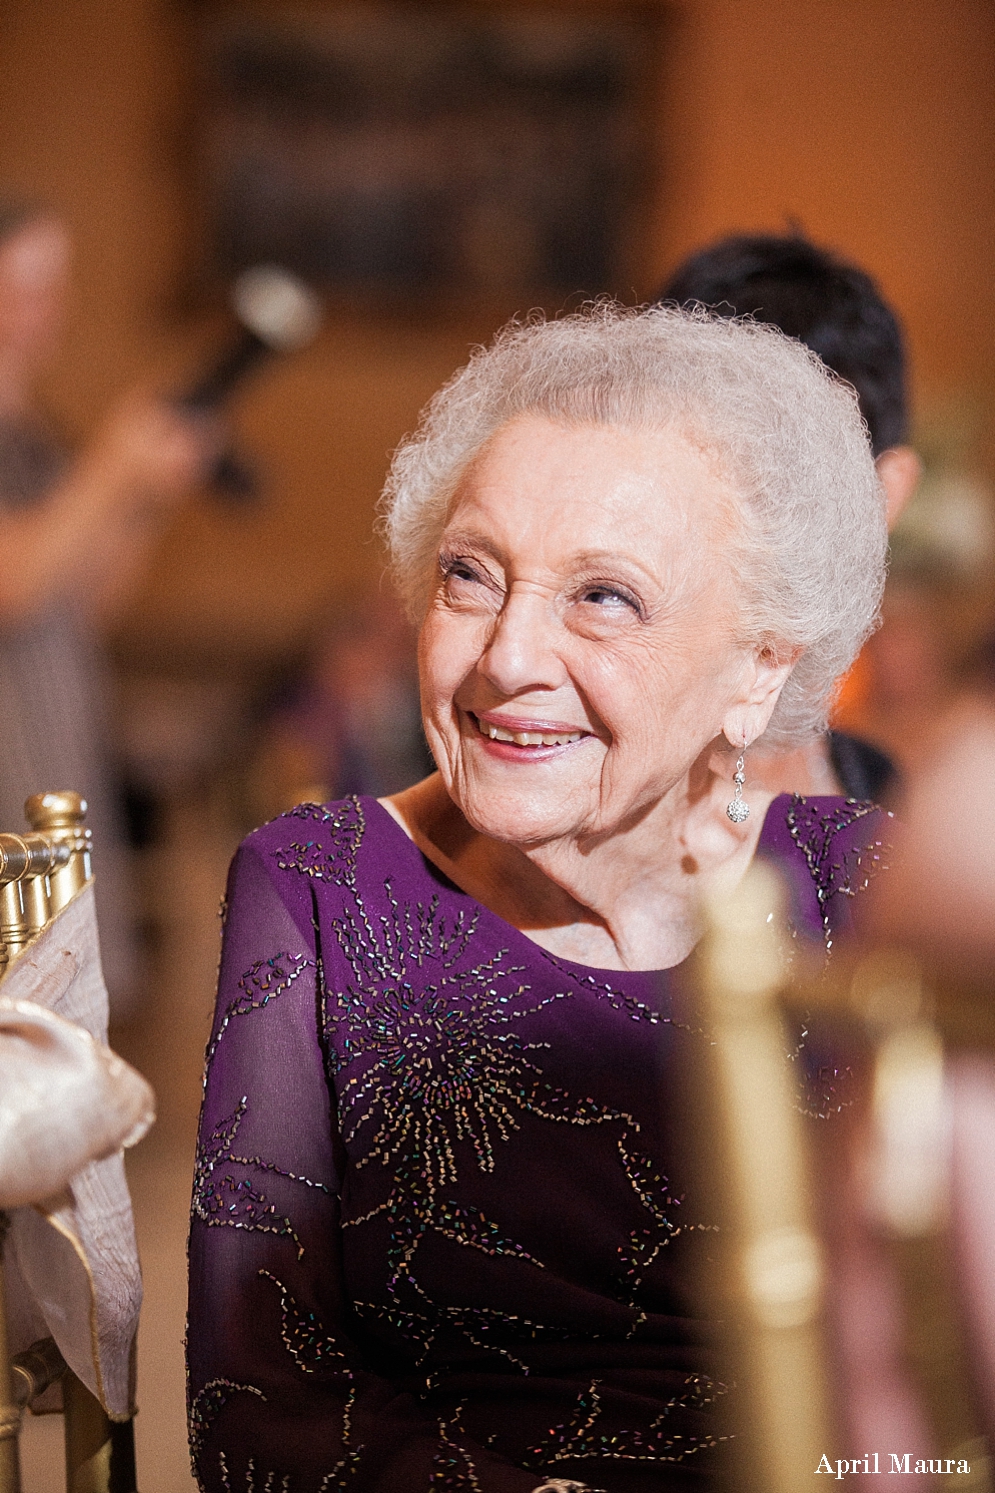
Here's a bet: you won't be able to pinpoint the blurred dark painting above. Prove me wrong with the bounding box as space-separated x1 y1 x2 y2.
199 5 657 300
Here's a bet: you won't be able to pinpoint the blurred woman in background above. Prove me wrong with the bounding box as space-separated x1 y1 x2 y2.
0 198 216 1002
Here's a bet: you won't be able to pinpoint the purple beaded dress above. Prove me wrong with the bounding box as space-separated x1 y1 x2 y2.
188 793 888 1493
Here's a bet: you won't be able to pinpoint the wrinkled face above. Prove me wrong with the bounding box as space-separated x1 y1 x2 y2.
419 413 764 847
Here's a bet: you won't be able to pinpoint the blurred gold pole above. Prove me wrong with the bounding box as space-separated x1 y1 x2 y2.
699 862 833 1493
853 952 987 1478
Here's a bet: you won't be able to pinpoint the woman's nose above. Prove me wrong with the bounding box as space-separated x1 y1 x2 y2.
476 586 565 697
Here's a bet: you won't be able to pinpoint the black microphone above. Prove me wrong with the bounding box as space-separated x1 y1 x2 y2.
180 265 323 499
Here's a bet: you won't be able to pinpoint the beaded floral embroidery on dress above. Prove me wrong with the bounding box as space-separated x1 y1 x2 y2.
190 1380 267 1467
193 1099 308 1258
780 795 893 1120
206 951 314 1074
189 793 887 1492
785 794 890 954
268 798 721 1483
525 1374 730 1472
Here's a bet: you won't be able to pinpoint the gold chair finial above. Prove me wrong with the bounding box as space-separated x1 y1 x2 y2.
23 792 91 912
24 791 88 831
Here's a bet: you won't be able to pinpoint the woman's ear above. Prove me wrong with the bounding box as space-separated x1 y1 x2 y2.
876 446 922 531
722 645 802 748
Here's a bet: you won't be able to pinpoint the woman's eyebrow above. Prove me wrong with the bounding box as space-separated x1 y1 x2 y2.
439 530 505 562
439 536 660 586
568 549 658 581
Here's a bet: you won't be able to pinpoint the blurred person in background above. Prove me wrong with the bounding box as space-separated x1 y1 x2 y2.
248 590 432 823
0 197 217 1005
831 697 995 1463
658 232 922 804
659 237 995 1460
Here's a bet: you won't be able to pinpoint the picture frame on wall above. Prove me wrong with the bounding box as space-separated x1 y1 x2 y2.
198 4 660 306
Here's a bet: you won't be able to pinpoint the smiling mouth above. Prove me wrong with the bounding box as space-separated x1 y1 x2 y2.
472 714 585 748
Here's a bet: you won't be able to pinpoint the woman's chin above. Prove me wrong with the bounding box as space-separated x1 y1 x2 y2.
457 781 595 848
436 731 607 845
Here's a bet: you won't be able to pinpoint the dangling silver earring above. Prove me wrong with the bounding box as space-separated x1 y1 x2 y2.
726 747 750 823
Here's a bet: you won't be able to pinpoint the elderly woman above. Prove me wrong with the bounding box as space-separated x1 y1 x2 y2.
188 305 889 1492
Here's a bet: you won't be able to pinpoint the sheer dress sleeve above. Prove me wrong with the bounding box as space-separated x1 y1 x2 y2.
187 832 544 1493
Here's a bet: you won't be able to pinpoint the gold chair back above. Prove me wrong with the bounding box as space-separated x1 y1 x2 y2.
0 792 137 1493
696 864 990 1491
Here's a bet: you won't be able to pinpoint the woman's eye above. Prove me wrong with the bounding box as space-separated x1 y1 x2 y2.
442 559 480 584
440 557 497 601
580 585 638 612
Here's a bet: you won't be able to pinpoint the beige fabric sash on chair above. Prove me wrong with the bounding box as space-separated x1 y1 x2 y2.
0 882 154 1421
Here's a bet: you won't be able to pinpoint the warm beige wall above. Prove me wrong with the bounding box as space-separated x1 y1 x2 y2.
652 0 995 401
0 0 193 419
0 0 992 662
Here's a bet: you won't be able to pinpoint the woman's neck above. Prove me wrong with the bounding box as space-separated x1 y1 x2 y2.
383 771 777 972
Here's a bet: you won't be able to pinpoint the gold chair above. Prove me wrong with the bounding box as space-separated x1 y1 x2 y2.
696 865 990 1491
0 793 147 1493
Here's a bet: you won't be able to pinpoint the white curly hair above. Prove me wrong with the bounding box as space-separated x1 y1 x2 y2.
379 302 887 745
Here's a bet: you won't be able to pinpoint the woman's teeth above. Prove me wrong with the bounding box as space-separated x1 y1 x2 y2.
479 720 582 747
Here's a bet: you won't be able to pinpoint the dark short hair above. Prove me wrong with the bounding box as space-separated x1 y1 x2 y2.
656 233 908 456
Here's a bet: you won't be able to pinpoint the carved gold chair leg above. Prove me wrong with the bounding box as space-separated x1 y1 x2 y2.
0 1243 23 1493
2 1223 139 1493
62 1374 136 1493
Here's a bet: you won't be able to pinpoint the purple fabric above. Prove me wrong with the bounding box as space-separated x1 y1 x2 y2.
188 793 889 1492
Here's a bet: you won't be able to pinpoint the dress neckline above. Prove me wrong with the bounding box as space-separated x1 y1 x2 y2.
365 792 797 981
